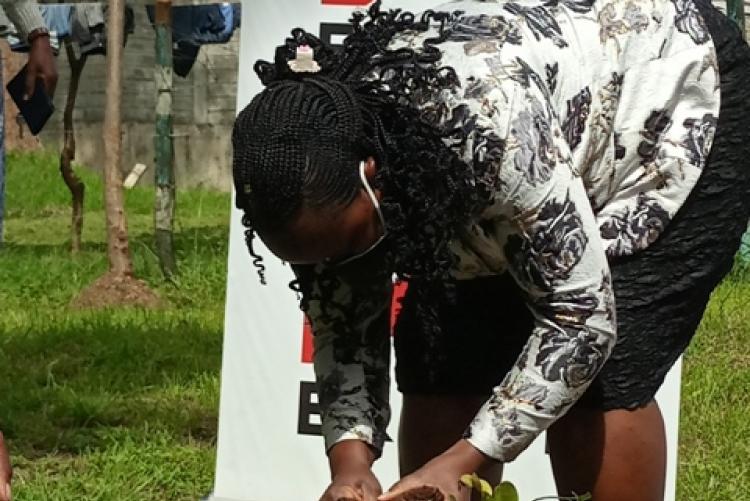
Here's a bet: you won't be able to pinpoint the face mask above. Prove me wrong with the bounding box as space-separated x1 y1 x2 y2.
329 160 387 266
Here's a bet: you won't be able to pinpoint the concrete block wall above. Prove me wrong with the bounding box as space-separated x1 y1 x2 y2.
29 4 241 191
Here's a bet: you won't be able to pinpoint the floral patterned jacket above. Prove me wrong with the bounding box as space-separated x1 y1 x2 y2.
303 0 720 462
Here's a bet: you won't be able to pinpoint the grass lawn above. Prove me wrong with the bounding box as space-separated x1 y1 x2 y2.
1 152 228 500
0 152 748 500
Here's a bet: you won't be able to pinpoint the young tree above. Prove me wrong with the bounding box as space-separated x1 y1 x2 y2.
74 0 159 307
60 39 86 253
102 0 131 277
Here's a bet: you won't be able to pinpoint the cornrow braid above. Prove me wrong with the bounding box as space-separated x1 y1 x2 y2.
232 78 362 232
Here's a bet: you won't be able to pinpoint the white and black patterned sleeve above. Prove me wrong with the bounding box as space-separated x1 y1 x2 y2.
293 263 393 457
464 82 617 462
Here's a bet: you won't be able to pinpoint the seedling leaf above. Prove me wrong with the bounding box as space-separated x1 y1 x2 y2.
459 473 493 499
460 474 474 489
479 478 493 498
494 481 519 501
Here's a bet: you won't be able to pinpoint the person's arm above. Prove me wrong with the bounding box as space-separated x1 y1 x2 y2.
293 262 391 501
293 261 393 458
464 83 617 462
0 0 43 40
323 440 380 501
0 0 57 96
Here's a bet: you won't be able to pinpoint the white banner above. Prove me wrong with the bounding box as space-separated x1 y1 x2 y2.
209 2 683 500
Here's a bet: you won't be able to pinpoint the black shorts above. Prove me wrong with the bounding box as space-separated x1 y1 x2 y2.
393 0 750 410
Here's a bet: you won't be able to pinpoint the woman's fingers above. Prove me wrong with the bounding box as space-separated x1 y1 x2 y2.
379 484 444 501
360 482 381 501
321 485 364 501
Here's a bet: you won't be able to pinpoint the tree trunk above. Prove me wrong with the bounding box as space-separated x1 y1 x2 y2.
102 0 132 276
73 0 161 309
60 39 86 254
154 0 177 278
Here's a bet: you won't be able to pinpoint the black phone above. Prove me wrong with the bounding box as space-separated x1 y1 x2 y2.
6 64 55 135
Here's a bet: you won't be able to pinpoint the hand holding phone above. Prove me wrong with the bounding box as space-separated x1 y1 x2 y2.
6 63 55 135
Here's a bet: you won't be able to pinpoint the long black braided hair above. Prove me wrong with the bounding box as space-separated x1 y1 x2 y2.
232 1 496 373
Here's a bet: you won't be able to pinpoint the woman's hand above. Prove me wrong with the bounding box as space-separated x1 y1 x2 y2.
320 467 382 501
321 440 382 501
379 440 490 501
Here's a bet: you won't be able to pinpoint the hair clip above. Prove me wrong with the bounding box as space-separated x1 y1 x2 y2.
288 45 321 74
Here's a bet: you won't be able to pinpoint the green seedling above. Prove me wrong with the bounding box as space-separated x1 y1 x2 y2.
453 473 592 501
456 474 517 501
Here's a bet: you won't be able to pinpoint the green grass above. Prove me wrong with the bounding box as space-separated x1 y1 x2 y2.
1 151 230 500
678 265 750 501
1 151 749 500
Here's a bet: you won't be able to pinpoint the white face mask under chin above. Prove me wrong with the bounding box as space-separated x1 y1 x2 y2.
326 161 388 266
